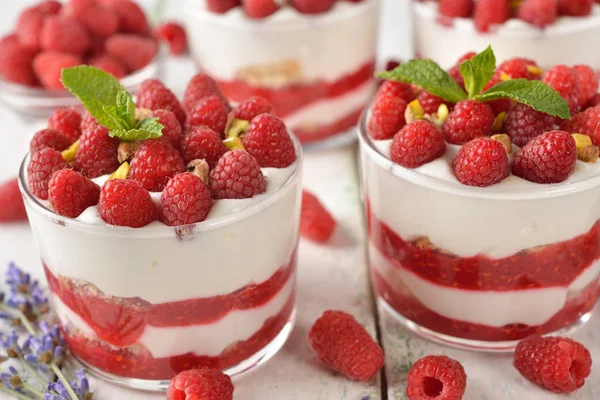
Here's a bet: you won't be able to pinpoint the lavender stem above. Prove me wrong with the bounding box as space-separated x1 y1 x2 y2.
19 355 48 386
0 384 36 400
51 363 79 400
21 381 44 398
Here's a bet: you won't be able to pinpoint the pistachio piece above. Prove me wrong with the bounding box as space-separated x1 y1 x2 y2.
223 136 245 151
187 159 210 185
526 65 543 77
492 111 507 133
135 107 153 121
436 103 449 124
109 162 130 180
117 141 140 164
500 72 512 81
226 118 250 139
573 134 599 163
491 134 512 154
61 140 79 162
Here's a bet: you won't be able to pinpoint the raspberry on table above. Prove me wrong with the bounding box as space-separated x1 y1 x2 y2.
300 190 336 243
181 125 227 168
40 15 90 55
157 22 188 55
33 51 82 90
234 96 275 121
377 80 416 104
210 150 267 199
496 58 541 80
517 0 557 28
439 0 473 18
183 73 226 113
98 0 150 35
48 108 82 142
391 121 445 168
30 129 72 154
243 114 297 168
75 125 120 178
557 0 593 17
368 94 407 140
137 79 187 124
16 7 45 52
292 0 336 14
452 137 509 187
417 91 448 115
89 54 127 79
504 103 557 147
48 169 100 218
243 0 280 18
0 35 37 86
512 130 576 183
153 109 183 150
442 100 494 144
573 65 599 107
474 0 510 32
160 173 212 226
188 95 229 136
561 105 600 144
27 148 68 200
207 0 241 13
308 310 384 381
166 367 234 400
129 139 185 192
0 178 27 223
406 355 467 400
543 65 581 114
514 336 592 393
105 34 158 72
70 0 119 38
98 179 157 228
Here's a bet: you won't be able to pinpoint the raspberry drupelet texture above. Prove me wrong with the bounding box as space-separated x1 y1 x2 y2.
152 109 183 150
453 137 509 187
98 179 157 228
209 150 267 199
183 73 226 113
27 148 68 200
512 130 577 183
439 0 473 18
495 58 540 80
129 139 185 192
48 108 82 142
243 114 297 168
543 65 581 114
474 0 510 33
48 169 100 218
368 94 407 140
300 190 336 243
234 96 275 121
573 65 599 107
156 22 188 55
308 310 384 382
504 103 557 147
514 336 592 393
166 367 234 400
160 173 212 226
405 355 467 400
136 79 186 124
517 0 557 28
30 129 72 155
188 95 229 136
376 80 416 104
75 125 120 178
391 121 445 168
417 91 449 115
180 125 228 168
442 100 494 144
0 178 27 223
561 105 600 144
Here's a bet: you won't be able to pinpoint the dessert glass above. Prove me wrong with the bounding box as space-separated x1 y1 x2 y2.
18 138 302 390
185 0 380 147
358 110 600 351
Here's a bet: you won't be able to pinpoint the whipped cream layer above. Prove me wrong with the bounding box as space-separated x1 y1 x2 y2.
185 0 380 84
361 137 600 259
413 2 600 69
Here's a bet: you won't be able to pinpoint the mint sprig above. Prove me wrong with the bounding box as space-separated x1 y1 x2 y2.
460 46 496 98
61 66 164 141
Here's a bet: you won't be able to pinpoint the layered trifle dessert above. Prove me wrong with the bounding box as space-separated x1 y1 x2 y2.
360 47 600 349
184 0 380 144
19 67 302 389
413 0 600 69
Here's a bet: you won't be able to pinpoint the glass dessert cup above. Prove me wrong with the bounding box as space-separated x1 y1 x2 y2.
17 143 302 390
358 112 600 352
185 0 380 147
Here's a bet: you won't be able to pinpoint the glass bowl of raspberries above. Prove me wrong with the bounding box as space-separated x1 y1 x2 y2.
184 0 380 147
18 67 302 390
0 0 162 117
359 47 600 351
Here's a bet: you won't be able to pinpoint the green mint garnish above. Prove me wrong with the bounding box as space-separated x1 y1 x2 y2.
61 66 163 141
375 46 571 120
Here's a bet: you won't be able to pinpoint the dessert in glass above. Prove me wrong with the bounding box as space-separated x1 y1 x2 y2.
19 68 302 390
360 48 600 351
185 0 380 145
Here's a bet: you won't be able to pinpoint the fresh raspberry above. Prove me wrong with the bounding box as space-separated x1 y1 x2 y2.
209 150 266 199
98 0 149 35
376 80 415 104
243 114 297 168
439 0 473 18
0 178 27 223
33 51 82 90
98 179 157 228
188 95 229 136
48 169 100 218
514 336 591 393
183 73 227 113
0 35 37 86
157 22 188 55
368 95 407 140
166 368 234 400
242 0 280 18
234 97 275 121
81 110 99 134
180 125 227 168
75 125 120 178
89 54 127 79
16 7 45 52
70 0 119 38
504 103 557 147
543 65 581 114
573 65 599 107
517 0 557 28
417 91 448 115
557 0 593 16
385 59 401 71
153 109 183 150
35 1 63 15
30 129 72 154
48 108 82 142
300 190 336 243
391 121 445 168
442 100 494 144
447 51 475 89
512 130 576 183
584 94 600 110
129 139 185 192
159 173 212 226
137 79 187 124
561 105 600 144
207 0 241 13
496 58 540 80
308 310 384 381
27 148 68 200
292 0 336 14
473 0 510 32
105 34 158 72
452 137 509 187
40 15 90 55
406 355 467 400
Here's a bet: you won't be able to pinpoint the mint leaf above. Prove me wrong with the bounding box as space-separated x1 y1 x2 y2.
109 117 164 141
460 46 496 98
474 79 571 119
376 59 467 103
116 90 136 129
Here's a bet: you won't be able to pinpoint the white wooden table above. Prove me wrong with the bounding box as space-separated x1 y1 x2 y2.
1 1 599 399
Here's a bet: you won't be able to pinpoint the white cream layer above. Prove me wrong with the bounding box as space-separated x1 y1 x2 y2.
413 2 600 69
